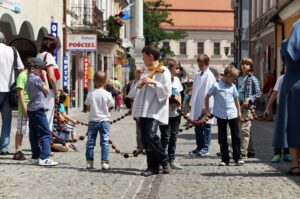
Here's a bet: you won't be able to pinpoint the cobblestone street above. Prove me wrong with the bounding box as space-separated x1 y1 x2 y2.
0 108 299 199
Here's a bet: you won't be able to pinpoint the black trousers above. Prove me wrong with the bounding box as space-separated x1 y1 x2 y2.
140 117 169 171
217 117 241 163
159 115 181 162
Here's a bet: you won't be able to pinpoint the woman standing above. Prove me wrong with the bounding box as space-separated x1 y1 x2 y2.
37 34 59 129
275 19 300 175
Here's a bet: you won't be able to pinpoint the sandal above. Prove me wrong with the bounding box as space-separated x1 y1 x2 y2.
286 166 300 176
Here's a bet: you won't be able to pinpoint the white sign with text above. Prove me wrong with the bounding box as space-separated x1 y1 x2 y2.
67 34 97 51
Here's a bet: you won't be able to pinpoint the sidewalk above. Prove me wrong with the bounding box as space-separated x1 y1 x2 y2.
0 108 300 199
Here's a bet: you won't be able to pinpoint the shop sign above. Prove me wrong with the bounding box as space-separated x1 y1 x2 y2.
67 34 97 51
0 0 21 13
62 56 68 89
83 57 89 89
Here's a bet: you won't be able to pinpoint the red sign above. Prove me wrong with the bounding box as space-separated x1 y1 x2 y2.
83 57 89 89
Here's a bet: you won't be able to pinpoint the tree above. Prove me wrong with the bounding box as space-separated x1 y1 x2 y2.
144 0 187 46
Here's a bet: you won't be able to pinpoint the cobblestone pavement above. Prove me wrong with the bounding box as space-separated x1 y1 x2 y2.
0 108 299 199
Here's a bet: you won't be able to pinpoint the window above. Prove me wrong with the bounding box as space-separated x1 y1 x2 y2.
179 42 186 55
162 41 170 49
197 42 204 55
230 43 234 56
214 42 220 55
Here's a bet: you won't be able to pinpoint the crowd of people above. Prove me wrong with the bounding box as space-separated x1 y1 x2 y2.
0 19 299 176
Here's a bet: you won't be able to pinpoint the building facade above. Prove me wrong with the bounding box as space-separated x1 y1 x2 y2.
159 0 234 79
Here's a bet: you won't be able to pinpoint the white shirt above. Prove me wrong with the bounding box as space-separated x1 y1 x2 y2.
273 74 285 104
37 52 58 69
84 88 115 122
169 76 183 118
190 68 216 123
131 65 172 125
0 43 24 92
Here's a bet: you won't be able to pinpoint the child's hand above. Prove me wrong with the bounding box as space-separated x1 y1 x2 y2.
141 77 156 85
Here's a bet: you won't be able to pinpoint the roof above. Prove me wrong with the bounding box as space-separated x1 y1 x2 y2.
146 0 234 31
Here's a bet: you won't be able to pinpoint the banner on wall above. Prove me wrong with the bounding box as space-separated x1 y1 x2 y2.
0 0 21 13
67 34 97 51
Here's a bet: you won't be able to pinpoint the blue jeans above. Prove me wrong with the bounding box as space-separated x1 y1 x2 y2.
28 110 52 160
194 124 211 151
86 121 110 161
0 92 12 153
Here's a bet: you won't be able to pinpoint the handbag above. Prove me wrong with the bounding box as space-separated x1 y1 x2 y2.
8 47 18 108
40 53 60 81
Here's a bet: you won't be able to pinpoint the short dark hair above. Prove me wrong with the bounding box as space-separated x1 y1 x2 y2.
142 43 160 61
59 91 67 104
39 34 58 54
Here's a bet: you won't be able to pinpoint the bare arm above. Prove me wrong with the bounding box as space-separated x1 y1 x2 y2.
204 94 210 115
61 112 78 124
234 97 242 120
46 66 58 96
263 91 278 114
42 70 49 95
18 89 28 118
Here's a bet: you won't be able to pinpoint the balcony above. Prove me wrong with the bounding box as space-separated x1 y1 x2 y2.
69 4 105 34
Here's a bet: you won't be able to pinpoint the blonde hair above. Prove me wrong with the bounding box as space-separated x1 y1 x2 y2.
94 71 107 88
224 65 240 78
196 53 210 65
240 57 253 72
164 57 178 69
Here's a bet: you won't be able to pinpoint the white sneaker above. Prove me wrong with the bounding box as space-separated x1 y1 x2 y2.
235 159 245 166
39 158 58 166
86 160 94 169
170 162 183 170
31 158 39 165
101 162 110 170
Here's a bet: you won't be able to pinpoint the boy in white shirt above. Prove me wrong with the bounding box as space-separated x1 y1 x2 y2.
131 43 172 176
189 54 216 156
85 71 115 170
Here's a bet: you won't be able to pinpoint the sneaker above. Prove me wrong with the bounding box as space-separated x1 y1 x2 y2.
13 151 26 161
69 144 79 152
162 165 171 174
189 148 200 156
219 161 229 166
31 158 39 165
235 159 245 166
0 151 9 155
271 154 281 163
199 149 210 156
283 154 292 162
86 160 94 169
216 152 222 157
170 162 183 170
39 158 58 166
141 169 159 177
101 161 110 170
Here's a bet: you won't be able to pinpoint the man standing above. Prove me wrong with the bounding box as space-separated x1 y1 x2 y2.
0 32 24 155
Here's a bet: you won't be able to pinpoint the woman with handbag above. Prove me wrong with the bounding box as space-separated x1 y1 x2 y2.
36 34 60 131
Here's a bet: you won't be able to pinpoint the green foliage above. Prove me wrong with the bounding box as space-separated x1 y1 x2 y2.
106 16 124 39
160 46 175 61
144 0 187 45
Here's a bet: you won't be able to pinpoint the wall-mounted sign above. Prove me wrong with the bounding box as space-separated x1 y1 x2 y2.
67 34 97 51
83 57 89 89
51 22 58 63
62 56 68 89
